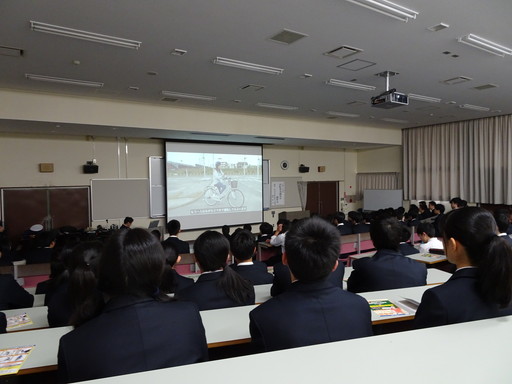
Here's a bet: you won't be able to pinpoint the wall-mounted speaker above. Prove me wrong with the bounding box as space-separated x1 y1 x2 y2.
298 164 309 173
83 164 99 174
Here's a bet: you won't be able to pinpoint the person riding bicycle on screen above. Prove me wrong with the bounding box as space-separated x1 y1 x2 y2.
213 161 227 195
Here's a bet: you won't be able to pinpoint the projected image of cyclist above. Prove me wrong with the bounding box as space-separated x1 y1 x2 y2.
213 161 226 197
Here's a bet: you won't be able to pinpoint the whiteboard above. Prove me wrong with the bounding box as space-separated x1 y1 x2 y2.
91 179 149 220
149 156 165 218
363 189 403 211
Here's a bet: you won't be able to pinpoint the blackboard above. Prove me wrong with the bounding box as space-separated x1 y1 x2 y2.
91 179 149 220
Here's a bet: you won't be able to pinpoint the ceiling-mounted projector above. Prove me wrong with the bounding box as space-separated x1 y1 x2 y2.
370 70 408 109
371 92 408 109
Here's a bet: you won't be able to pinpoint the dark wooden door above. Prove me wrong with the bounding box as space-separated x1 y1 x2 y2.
305 181 338 218
2 187 90 245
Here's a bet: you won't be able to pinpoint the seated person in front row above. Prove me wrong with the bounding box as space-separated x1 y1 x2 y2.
229 229 273 285
250 217 372 352
58 229 207 383
0 312 5 333
347 217 427 293
0 271 34 310
162 219 190 254
494 210 512 245
414 207 512 328
398 226 419 256
417 222 444 253
332 211 352 235
160 243 194 293
176 230 255 310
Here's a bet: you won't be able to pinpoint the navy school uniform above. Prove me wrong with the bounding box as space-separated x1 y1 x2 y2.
229 260 274 285
0 274 34 310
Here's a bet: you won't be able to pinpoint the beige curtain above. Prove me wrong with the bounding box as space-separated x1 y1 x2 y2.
403 115 512 204
297 181 308 211
356 172 400 201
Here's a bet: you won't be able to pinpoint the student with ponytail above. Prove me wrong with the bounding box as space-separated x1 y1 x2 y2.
47 241 104 327
414 207 512 328
58 228 207 382
176 230 255 310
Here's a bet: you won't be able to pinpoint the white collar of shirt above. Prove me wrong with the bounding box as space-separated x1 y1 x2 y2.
237 261 254 266
201 269 223 274
455 266 477 272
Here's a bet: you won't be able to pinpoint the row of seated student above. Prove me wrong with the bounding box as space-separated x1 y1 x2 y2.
2 209 512 380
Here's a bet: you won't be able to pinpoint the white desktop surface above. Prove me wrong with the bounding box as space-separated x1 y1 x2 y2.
81 315 512 384
0 326 73 372
254 284 271 303
3 306 49 332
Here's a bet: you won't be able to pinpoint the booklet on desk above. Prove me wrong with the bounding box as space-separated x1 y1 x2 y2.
6 313 33 331
0 345 35 376
368 299 408 317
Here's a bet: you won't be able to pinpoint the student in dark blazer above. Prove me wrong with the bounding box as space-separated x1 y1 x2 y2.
162 219 190 254
160 242 194 293
398 225 419 256
176 230 255 310
229 229 273 285
494 209 512 246
250 217 372 352
0 312 6 333
415 207 512 328
47 241 104 327
347 217 427 293
58 229 208 383
333 212 353 235
0 273 34 310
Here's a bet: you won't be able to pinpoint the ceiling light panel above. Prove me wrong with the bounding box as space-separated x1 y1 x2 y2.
30 21 141 49
25 73 104 88
345 0 419 22
326 78 376 91
213 57 283 75
427 23 449 32
161 91 216 101
269 29 308 44
256 103 298 110
459 104 490 112
457 34 512 57
408 93 441 103
327 111 360 118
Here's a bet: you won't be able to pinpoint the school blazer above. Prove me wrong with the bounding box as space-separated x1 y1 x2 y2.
414 268 512 329
58 295 208 383
0 274 34 310
347 249 427 293
229 260 274 285
175 271 255 310
270 261 345 297
250 279 372 352
162 236 190 254
0 312 6 334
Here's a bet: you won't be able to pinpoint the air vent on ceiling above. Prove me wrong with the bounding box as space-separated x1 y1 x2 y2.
240 84 265 92
324 45 363 59
269 29 308 44
0 45 23 57
346 100 367 106
427 23 449 32
473 84 498 90
161 97 180 102
442 76 472 85
337 59 376 71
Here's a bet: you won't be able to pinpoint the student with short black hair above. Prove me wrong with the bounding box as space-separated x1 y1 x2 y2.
120 217 133 230
417 222 443 253
494 210 512 245
58 228 207 382
415 207 512 328
398 225 419 256
333 211 352 235
257 222 274 243
347 217 427 293
176 230 255 310
162 219 190 254
449 197 463 210
229 230 273 285
250 217 372 352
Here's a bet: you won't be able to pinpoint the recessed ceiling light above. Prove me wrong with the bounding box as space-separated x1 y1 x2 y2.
171 49 187 56
161 91 216 101
327 111 360 118
25 73 104 88
213 57 283 75
442 76 472 85
458 34 512 57
408 93 441 103
459 104 490 112
256 103 298 110
30 21 141 49
326 78 376 91
427 23 449 32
